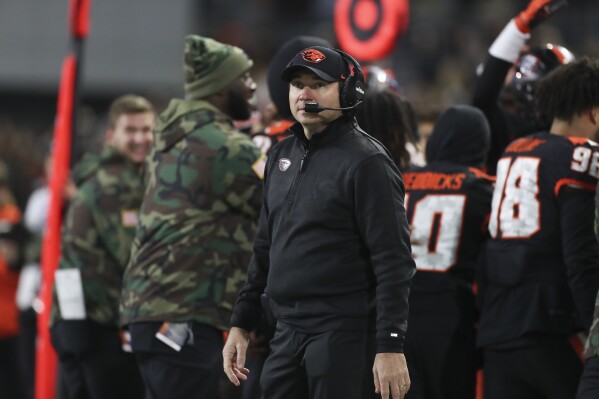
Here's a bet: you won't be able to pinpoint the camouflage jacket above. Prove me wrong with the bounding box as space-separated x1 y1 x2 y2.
51 146 144 327
119 99 263 330
72 151 103 186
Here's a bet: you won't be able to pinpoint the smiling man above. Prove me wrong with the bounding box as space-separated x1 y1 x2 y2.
50 94 155 399
224 46 416 399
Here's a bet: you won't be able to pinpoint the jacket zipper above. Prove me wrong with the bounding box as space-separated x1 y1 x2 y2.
286 142 310 206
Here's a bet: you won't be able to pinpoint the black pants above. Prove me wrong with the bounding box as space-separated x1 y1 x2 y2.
130 321 223 399
242 316 274 399
243 353 267 399
18 309 37 399
483 335 583 399
404 312 476 399
260 322 377 399
577 355 599 398
0 336 24 399
51 320 144 399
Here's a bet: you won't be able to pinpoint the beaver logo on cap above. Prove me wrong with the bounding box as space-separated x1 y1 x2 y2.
301 49 326 63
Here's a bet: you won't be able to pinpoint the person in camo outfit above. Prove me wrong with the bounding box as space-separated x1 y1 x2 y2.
119 35 263 399
50 94 155 399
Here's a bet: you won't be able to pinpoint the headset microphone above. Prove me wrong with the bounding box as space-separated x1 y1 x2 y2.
303 101 363 113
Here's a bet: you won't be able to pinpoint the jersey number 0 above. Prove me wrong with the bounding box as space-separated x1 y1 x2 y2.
407 194 466 272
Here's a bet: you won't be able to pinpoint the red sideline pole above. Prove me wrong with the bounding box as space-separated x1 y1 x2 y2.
35 55 76 399
69 0 91 39
35 1 91 398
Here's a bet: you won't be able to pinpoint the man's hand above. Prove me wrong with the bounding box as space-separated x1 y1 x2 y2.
222 327 251 386
515 0 567 33
373 353 410 399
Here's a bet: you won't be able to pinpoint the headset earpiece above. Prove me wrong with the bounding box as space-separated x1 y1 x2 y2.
341 74 355 109
334 49 365 109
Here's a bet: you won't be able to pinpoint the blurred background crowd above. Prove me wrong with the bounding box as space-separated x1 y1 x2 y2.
0 1 598 398
0 0 598 208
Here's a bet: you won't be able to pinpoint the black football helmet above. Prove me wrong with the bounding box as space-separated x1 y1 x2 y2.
362 65 402 94
502 43 575 128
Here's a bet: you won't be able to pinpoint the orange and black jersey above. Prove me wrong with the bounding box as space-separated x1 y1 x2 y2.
478 132 599 348
251 120 294 156
404 163 493 314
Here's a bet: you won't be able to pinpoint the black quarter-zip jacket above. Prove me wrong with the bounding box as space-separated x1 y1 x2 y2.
231 116 416 352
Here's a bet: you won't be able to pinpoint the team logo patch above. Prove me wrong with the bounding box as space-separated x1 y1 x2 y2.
302 49 326 63
278 158 292 172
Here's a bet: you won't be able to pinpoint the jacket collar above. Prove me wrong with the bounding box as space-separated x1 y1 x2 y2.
101 145 144 173
289 116 355 147
71 146 142 187
154 99 230 152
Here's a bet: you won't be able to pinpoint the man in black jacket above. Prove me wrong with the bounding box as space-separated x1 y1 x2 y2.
223 46 416 399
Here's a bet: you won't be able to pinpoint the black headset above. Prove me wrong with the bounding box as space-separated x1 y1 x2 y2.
334 49 365 109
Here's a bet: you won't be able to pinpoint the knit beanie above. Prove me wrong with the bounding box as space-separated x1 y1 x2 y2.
183 35 253 100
